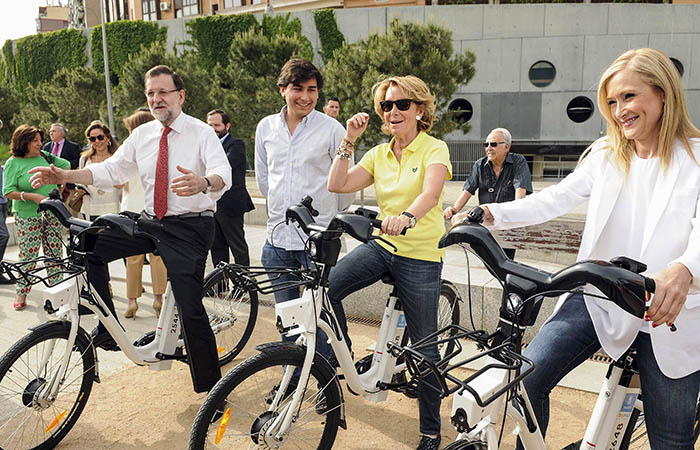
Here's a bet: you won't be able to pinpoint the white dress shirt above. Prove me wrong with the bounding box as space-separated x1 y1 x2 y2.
89 112 232 216
255 107 354 250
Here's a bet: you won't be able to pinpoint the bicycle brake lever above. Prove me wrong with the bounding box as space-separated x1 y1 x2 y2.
370 235 398 252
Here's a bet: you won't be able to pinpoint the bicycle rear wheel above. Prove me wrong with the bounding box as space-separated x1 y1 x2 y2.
202 267 259 366
189 343 341 449
0 323 95 450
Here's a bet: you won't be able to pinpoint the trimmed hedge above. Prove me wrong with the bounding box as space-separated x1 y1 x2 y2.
186 14 259 71
313 9 345 64
91 20 167 85
0 40 14 83
13 29 87 87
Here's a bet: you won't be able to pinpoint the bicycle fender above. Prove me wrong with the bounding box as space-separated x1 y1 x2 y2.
254 341 347 430
29 320 100 383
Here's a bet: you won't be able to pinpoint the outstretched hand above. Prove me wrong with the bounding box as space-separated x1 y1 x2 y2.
171 165 207 197
28 164 66 189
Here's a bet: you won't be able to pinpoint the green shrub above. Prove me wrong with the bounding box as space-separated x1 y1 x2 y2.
0 144 10 163
186 14 259 71
13 29 87 87
313 9 346 64
91 20 167 86
0 40 15 84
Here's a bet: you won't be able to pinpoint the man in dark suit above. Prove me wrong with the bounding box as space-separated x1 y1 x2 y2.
206 109 255 266
44 123 82 201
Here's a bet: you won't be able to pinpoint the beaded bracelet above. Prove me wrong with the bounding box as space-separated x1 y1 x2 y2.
336 149 353 160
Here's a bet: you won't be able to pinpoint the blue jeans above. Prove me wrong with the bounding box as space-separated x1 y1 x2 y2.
327 240 443 436
520 293 700 449
261 241 331 360
0 203 9 260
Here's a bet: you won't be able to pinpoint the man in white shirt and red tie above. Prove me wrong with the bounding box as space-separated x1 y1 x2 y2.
29 65 232 393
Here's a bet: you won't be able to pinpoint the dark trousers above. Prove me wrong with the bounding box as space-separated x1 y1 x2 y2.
211 211 250 267
88 215 220 393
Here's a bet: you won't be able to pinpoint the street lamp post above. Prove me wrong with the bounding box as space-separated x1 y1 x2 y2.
100 0 115 131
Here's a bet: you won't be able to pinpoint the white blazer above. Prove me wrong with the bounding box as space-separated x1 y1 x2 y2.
487 138 700 379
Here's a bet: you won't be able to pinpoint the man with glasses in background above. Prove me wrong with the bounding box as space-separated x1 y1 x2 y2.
443 127 532 258
29 65 231 394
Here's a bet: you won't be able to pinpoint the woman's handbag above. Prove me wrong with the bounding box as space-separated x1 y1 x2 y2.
66 189 83 214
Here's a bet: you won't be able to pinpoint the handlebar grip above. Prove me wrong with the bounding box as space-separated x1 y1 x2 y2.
370 218 407 236
644 277 656 294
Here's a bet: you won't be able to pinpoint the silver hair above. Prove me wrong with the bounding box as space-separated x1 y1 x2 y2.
489 127 512 147
51 123 67 135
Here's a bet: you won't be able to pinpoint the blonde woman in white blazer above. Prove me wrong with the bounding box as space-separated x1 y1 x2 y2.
454 48 700 448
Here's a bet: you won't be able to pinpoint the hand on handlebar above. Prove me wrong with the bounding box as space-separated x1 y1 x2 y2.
380 214 409 236
647 263 692 328
28 164 67 189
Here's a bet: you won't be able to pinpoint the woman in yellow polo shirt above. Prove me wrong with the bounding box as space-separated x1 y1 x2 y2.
327 75 452 450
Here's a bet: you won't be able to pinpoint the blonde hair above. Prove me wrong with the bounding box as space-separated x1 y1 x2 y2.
594 48 700 173
372 75 436 135
82 121 118 160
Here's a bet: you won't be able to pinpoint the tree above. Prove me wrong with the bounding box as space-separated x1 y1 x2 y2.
0 82 20 144
324 19 476 148
113 42 215 139
14 67 105 146
210 29 314 159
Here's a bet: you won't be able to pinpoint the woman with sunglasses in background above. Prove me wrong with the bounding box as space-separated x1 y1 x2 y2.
442 127 532 259
327 75 452 450
76 121 122 221
2 125 70 310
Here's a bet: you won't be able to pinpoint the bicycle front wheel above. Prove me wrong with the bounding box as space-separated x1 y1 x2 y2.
443 439 488 449
0 323 95 450
620 395 700 450
190 344 342 450
202 267 259 366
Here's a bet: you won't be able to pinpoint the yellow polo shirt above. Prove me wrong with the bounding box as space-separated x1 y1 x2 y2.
359 131 452 262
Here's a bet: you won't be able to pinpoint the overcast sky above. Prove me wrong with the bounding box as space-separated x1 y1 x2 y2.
0 0 55 45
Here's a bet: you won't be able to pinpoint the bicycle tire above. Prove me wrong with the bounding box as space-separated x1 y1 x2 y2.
202 267 259 366
442 438 488 449
619 394 700 450
189 343 342 449
400 280 461 360
0 322 95 450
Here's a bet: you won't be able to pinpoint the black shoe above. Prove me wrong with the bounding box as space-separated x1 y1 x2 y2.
264 382 297 405
416 435 441 450
0 272 14 285
90 327 120 351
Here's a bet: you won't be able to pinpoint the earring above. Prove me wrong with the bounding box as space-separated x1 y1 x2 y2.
416 115 422 121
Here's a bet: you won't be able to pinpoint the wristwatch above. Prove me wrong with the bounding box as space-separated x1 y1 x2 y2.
202 176 212 194
400 211 417 228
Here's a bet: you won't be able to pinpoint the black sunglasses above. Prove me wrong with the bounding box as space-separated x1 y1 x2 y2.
483 141 506 148
380 99 418 113
89 135 106 142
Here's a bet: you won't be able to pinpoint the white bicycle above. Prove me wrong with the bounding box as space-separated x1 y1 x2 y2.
0 190 258 450
394 206 700 450
189 198 461 449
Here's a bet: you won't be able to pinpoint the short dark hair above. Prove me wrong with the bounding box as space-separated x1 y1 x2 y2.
10 125 43 157
277 58 323 90
207 109 230 126
144 65 185 91
325 96 340 105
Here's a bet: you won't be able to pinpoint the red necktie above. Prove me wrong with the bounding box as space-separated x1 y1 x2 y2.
154 126 171 220
52 142 59 156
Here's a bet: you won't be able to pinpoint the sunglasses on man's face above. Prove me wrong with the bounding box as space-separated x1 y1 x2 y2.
380 99 416 113
89 135 106 142
484 141 506 148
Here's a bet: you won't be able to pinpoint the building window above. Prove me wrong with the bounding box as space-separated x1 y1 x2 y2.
670 57 684 77
182 0 200 16
566 96 594 123
528 60 556 88
448 99 473 123
142 0 158 20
